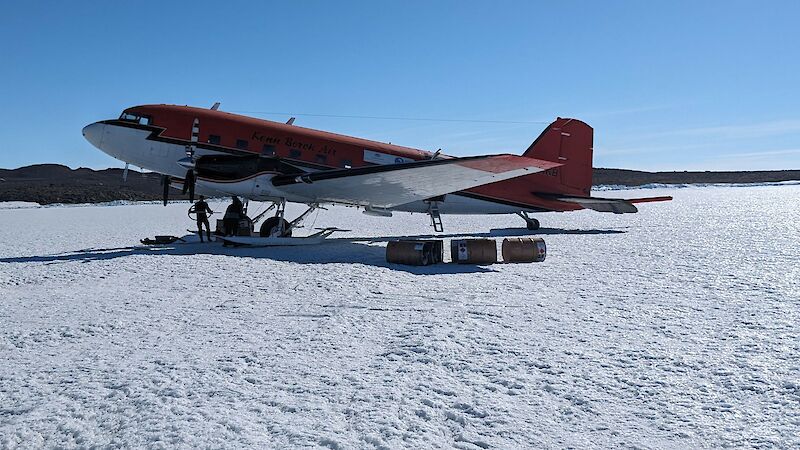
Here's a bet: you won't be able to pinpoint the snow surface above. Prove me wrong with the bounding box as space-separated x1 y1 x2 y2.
0 202 41 210
1 184 798 449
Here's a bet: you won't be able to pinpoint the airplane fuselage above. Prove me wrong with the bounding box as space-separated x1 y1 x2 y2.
83 104 588 215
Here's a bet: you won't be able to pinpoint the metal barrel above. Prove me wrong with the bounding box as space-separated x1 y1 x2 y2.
450 239 497 264
501 237 547 263
386 240 443 266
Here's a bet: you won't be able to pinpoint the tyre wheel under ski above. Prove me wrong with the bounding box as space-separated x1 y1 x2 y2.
259 217 292 237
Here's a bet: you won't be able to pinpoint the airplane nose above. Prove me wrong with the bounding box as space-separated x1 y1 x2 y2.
82 122 106 149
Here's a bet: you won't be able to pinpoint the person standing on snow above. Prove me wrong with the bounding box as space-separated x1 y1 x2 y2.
191 195 214 242
223 196 244 236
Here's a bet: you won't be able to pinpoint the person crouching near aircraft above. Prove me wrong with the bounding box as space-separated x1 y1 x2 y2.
191 195 214 242
223 196 244 236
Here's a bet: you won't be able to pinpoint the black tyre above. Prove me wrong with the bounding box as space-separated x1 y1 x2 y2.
259 217 292 237
421 253 430 266
526 218 540 230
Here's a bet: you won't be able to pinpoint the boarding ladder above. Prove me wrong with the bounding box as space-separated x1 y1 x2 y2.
427 201 444 233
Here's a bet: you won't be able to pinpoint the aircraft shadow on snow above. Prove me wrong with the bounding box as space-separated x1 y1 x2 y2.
0 240 492 274
0 227 625 275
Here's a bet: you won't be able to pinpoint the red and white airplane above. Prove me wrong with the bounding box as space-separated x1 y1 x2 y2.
82 103 670 235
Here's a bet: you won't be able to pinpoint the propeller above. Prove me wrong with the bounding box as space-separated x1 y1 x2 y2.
161 174 171 206
182 168 196 202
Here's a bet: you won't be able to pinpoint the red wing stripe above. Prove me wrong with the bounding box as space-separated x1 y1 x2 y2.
457 154 561 173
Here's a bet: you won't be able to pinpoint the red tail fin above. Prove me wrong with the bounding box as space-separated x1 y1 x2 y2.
523 118 593 195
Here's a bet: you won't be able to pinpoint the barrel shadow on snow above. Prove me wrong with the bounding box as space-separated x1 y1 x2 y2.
0 241 495 274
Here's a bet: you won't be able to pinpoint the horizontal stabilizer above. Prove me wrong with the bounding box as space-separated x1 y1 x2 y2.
538 193 672 214
627 196 673 204
272 154 561 209
537 193 639 214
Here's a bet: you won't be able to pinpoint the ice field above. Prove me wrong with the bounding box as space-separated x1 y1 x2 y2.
1 183 798 448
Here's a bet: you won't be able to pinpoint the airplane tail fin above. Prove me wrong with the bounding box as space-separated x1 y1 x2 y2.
523 118 593 195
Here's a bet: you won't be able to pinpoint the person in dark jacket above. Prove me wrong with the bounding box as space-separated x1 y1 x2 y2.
223 196 244 236
191 195 214 242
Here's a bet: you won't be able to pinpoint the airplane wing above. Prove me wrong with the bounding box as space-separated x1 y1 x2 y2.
272 154 561 209
536 193 672 214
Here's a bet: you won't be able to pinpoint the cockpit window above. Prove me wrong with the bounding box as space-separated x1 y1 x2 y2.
119 112 151 125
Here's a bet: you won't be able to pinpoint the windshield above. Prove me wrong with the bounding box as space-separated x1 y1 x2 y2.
119 112 151 125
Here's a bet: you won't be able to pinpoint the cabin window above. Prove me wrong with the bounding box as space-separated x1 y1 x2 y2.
315 154 327 164
262 144 276 156
289 149 302 159
340 159 352 169
208 135 221 145
236 139 249 150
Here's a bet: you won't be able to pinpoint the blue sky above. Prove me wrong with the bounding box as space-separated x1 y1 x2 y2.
2 1 799 171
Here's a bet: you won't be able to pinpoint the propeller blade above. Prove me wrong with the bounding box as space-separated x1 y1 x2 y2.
186 170 196 202
181 171 189 194
162 175 171 206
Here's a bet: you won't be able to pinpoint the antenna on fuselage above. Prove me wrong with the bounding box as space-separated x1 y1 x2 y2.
210 102 220 111
286 117 296 125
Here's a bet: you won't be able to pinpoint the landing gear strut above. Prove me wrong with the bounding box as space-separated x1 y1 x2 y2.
259 200 290 237
517 211 540 230
258 200 321 237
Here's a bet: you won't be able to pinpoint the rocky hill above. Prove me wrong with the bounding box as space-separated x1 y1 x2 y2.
592 168 800 186
1 164 798 205
0 164 189 204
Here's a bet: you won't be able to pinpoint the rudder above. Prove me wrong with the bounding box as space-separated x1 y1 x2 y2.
523 118 593 195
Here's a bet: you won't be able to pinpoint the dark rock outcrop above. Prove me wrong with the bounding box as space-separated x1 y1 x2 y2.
0 164 188 204
592 168 800 186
